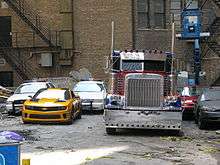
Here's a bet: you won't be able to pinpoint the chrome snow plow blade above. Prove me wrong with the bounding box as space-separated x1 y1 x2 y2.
104 109 182 130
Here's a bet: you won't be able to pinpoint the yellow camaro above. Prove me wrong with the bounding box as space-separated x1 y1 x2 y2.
22 88 81 124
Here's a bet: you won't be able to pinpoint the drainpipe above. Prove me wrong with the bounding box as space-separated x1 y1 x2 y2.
71 0 74 50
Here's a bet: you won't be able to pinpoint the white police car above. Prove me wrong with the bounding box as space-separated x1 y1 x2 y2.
6 81 55 115
73 81 107 111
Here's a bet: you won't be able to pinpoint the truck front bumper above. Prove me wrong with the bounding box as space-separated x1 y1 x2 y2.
104 109 182 130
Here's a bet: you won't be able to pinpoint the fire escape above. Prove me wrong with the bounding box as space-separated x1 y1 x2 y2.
0 0 60 81
201 0 220 85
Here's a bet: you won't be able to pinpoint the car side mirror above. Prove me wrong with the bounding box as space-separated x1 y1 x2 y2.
71 91 80 99
74 94 80 99
28 96 33 99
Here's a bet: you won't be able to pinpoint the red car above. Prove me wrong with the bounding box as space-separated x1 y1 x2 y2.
180 86 202 120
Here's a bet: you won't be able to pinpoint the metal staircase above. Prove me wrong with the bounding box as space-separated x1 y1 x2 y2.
205 17 220 56
213 0 220 8
0 41 38 81
4 0 58 47
201 0 220 85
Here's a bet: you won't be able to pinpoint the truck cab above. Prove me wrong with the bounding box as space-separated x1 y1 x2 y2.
104 50 182 134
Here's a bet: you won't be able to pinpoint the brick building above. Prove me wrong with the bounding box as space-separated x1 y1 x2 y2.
0 0 219 87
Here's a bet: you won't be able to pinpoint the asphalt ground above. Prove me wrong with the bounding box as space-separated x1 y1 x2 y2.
0 113 219 165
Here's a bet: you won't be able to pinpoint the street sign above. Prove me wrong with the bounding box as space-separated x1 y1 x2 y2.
0 143 20 165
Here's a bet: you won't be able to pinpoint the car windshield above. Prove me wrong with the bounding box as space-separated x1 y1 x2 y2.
14 83 46 94
201 90 220 101
34 89 68 100
73 83 104 92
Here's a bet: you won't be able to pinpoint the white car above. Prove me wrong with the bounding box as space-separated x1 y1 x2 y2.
6 81 55 115
73 81 107 111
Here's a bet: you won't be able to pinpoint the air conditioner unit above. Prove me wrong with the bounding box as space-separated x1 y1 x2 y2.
40 53 53 67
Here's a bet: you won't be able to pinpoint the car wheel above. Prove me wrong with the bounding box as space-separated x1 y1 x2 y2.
106 128 116 135
194 112 198 124
8 110 15 116
198 113 206 129
23 120 30 124
66 111 74 125
76 109 82 119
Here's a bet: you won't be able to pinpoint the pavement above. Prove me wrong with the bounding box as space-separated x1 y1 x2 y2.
0 113 219 165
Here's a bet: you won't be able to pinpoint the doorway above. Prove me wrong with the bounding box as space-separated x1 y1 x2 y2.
0 71 13 87
0 16 12 47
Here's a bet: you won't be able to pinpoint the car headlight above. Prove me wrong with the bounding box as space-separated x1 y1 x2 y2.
57 106 67 110
6 101 13 105
201 106 215 112
93 99 103 103
25 105 34 110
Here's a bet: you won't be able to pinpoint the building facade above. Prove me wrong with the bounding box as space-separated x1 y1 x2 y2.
0 0 219 87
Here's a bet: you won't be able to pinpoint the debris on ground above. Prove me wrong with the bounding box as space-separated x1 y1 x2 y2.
99 156 114 159
160 136 193 142
199 147 220 154
142 153 152 160
0 131 24 142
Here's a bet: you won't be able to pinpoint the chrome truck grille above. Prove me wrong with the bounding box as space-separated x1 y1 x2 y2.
125 73 164 108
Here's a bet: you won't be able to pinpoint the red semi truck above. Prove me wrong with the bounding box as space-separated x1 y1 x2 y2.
104 50 182 134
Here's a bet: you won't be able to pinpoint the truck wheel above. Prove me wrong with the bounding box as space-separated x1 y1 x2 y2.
182 113 187 121
106 128 116 135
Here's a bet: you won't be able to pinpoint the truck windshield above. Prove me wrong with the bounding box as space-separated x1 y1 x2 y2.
122 61 143 71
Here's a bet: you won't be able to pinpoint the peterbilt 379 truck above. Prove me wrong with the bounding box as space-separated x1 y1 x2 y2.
104 50 182 134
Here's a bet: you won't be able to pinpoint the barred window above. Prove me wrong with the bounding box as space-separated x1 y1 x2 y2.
137 0 166 29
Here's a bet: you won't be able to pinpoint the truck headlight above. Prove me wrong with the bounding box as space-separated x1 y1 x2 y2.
106 94 124 107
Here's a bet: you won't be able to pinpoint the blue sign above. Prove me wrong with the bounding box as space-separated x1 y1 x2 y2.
0 144 20 165
181 9 201 39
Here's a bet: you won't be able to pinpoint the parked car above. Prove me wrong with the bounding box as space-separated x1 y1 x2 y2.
73 81 107 111
22 88 81 124
6 81 55 115
194 87 220 129
0 95 8 113
180 86 203 120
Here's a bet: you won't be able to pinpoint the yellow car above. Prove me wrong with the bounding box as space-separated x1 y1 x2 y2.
22 88 81 124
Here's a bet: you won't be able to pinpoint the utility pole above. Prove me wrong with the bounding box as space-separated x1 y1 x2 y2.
111 21 115 57
105 21 114 73
171 14 175 95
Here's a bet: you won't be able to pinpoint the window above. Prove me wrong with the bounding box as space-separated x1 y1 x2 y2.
154 0 166 28
137 0 166 29
137 0 150 29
